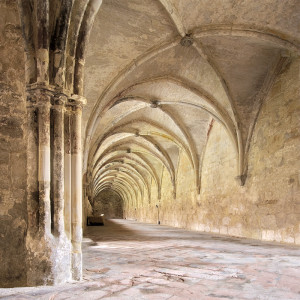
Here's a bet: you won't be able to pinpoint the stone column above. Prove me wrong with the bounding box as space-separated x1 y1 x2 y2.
64 105 72 240
52 95 66 237
70 95 86 280
25 86 55 285
26 94 39 235
82 177 88 232
37 90 52 236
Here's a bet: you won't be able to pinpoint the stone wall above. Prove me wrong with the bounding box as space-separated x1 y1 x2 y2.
125 58 300 245
0 0 27 287
93 189 123 219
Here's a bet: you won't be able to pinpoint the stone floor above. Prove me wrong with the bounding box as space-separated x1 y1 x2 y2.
1 219 300 300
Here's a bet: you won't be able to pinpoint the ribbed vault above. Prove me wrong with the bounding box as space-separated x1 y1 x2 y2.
81 0 300 212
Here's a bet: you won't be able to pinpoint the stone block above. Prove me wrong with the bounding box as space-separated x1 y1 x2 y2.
11 153 26 188
262 230 274 241
260 214 277 229
220 226 228 235
211 227 219 233
222 217 230 225
295 233 300 245
228 225 242 237
282 236 295 244
0 151 9 165
0 164 10 190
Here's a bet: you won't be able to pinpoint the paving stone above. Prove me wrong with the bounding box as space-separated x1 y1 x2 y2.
1 219 299 299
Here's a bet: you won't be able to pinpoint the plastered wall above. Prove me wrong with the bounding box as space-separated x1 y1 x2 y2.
125 58 300 245
0 0 27 287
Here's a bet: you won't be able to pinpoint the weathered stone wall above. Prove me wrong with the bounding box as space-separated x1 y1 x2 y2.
126 58 300 245
93 190 123 219
198 58 300 243
0 0 27 287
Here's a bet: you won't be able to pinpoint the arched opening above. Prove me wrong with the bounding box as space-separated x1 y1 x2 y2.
92 188 124 219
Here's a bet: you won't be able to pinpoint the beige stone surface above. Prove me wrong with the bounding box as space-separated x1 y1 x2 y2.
0 0 299 288
124 58 300 245
1 220 300 299
0 0 27 287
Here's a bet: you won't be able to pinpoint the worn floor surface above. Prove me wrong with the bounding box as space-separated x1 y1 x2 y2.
1 219 300 300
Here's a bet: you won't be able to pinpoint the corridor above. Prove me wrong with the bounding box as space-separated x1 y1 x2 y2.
1 219 300 299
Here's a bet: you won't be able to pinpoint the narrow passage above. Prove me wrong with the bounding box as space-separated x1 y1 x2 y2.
1 220 300 299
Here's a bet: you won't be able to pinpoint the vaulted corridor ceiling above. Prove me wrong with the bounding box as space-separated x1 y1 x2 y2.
82 0 300 203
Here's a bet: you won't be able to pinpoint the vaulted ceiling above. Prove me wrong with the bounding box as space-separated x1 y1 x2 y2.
82 0 300 202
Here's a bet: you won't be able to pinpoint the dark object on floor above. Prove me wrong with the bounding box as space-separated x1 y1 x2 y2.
87 215 105 226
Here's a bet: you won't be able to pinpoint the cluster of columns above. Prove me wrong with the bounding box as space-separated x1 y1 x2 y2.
26 83 86 283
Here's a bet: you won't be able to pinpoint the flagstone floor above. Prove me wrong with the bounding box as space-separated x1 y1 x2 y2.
1 219 300 299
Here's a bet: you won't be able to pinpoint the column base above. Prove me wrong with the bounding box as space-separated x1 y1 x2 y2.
71 251 82 280
26 233 72 286
52 235 72 284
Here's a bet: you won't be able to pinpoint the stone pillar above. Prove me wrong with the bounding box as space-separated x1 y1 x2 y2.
64 105 72 240
26 85 54 286
82 177 88 232
52 95 66 237
70 95 86 280
26 95 39 235
37 91 52 236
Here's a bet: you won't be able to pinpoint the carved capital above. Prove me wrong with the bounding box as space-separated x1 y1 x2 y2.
26 83 52 108
52 93 67 111
26 83 70 105
26 93 37 108
68 94 87 110
26 83 71 110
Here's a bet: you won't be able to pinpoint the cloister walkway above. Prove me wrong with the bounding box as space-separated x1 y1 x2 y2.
1 219 300 299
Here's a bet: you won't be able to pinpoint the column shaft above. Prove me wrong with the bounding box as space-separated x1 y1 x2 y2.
70 103 83 280
52 97 65 237
64 106 72 240
38 96 51 236
26 98 39 234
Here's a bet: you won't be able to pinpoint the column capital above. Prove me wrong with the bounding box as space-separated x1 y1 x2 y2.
26 82 55 95
68 94 87 109
52 93 68 109
26 83 71 108
26 83 52 107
